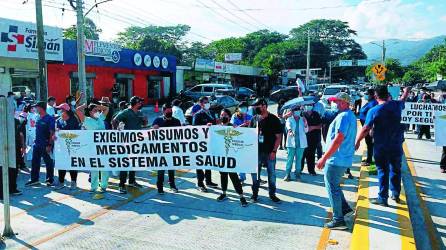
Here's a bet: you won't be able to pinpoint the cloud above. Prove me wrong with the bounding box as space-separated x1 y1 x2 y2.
342 0 443 42
441 15 446 22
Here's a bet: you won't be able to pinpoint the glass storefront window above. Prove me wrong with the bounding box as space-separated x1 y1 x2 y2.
11 77 37 99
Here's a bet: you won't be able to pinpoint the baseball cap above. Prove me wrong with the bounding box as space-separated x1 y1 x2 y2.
55 103 71 112
31 101 46 109
250 98 268 106
328 92 351 103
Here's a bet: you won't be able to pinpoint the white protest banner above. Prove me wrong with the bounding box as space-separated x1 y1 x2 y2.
435 112 446 146
401 103 446 125
54 126 258 173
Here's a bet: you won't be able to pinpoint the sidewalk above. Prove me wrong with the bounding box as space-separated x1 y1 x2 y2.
403 132 446 249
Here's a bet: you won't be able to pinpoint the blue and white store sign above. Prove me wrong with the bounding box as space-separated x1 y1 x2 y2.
85 39 121 63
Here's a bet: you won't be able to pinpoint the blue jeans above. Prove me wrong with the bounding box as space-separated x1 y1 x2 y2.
324 164 351 222
286 147 305 177
251 152 277 197
374 150 402 201
31 145 54 183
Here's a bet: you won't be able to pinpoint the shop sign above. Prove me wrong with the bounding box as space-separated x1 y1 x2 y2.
195 58 215 72
153 56 160 68
143 55 151 67
84 39 121 63
133 53 142 66
224 53 242 62
0 17 63 61
161 57 168 69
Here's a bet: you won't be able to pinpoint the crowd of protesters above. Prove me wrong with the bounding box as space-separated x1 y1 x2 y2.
1 84 445 230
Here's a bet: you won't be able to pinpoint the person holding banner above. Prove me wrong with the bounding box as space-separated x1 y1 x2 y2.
249 98 282 203
54 103 81 190
112 96 147 194
152 103 180 194
192 96 218 192
77 103 110 193
25 101 56 187
216 109 248 207
417 94 432 140
230 101 253 184
355 86 410 206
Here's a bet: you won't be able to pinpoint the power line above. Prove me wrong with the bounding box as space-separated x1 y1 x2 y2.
209 0 262 30
226 0 273 31
195 0 252 33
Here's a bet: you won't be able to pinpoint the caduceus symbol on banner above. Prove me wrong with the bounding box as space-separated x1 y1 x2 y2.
58 132 79 155
215 128 243 156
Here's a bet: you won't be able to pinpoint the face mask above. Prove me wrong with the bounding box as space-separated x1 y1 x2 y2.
364 95 369 100
204 103 211 110
294 111 301 116
165 112 173 118
221 116 229 123
239 107 247 114
255 107 262 115
305 106 313 112
93 112 101 119
71 101 76 106
331 102 338 111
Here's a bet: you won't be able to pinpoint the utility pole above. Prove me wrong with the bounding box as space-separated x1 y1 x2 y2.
328 61 332 84
305 29 311 88
76 0 87 104
382 40 386 65
35 0 46 101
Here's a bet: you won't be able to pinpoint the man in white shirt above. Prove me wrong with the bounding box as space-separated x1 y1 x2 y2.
46 96 56 117
171 99 186 125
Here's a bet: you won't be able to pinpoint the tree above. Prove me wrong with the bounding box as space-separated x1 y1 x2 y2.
366 58 405 83
63 18 102 40
290 19 366 60
182 41 210 66
116 25 191 63
241 30 288 64
204 37 245 62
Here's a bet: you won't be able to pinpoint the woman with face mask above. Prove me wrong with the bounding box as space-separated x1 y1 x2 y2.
54 103 81 190
284 107 308 181
76 103 110 194
216 109 248 207
230 101 254 184
301 104 322 176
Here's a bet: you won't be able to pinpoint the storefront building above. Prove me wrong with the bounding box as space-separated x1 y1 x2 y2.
0 17 63 97
47 39 176 104
180 58 266 92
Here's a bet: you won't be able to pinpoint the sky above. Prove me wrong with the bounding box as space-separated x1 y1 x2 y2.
0 0 445 44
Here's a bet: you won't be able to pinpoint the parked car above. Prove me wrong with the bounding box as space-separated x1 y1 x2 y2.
184 95 239 124
235 87 255 100
270 86 301 102
184 83 234 101
321 85 350 101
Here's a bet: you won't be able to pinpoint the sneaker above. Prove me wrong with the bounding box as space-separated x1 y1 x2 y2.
46 180 55 187
441 169 446 174
197 186 208 193
283 175 291 182
128 182 143 188
259 179 267 185
347 173 354 179
169 187 179 193
54 182 65 190
158 190 165 195
119 187 127 194
324 220 347 230
25 180 40 187
217 194 227 202
240 197 248 207
391 195 401 204
206 182 218 187
343 207 354 217
370 198 389 207
98 187 106 193
70 182 77 190
250 195 258 203
270 195 281 203
10 189 22 196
